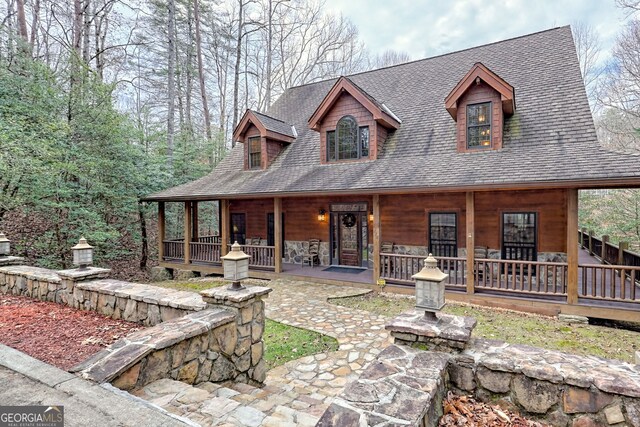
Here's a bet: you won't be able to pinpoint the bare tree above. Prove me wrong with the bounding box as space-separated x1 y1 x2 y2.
368 49 411 70
572 22 601 109
167 0 176 166
194 0 211 143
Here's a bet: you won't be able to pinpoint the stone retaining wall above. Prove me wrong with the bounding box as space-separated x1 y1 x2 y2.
324 311 640 426
73 308 254 390
449 339 640 426
0 265 206 326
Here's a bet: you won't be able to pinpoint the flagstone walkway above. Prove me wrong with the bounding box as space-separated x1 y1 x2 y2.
134 279 393 426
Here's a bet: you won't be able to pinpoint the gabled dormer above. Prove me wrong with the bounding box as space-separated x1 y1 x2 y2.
233 110 296 170
308 76 401 164
445 63 515 153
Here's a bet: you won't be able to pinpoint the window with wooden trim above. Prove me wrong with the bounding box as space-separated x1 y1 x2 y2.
501 212 537 261
467 102 491 149
248 136 261 169
327 116 369 161
428 212 457 257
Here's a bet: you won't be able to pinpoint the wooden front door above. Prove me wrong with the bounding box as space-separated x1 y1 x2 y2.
339 213 360 266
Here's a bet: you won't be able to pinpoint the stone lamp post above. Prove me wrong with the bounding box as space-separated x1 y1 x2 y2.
413 253 448 320
0 233 10 258
221 241 250 291
72 237 94 270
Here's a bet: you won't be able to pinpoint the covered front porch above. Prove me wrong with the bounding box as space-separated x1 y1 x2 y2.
155 190 640 322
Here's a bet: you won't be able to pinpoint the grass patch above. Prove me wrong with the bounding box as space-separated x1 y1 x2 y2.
263 319 338 369
331 293 639 363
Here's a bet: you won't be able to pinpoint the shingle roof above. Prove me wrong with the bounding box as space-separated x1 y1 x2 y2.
145 26 640 201
251 110 296 138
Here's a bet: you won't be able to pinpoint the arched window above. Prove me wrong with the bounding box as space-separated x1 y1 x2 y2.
327 116 369 161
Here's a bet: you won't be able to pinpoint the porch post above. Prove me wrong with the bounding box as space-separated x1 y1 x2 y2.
191 201 199 241
158 202 165 263
274 197 282 273
618 241 628 266
221 199 230 256
567 188 578 305
184 201 192 265
588 230 594 256
601 235 609 262
466 191 475 295
373 194 381 284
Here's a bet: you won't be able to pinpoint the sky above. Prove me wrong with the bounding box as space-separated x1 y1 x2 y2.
323 0 628 62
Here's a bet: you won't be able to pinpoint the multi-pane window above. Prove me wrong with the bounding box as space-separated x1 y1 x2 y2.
467 102 491 149
248 136 261 169
327 116 369 161
429 213 457 257
502 212 537 261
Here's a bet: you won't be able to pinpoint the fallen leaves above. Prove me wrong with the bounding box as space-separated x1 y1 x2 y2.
439 392 550 427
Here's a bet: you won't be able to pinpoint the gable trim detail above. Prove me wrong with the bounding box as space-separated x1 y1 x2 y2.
445 62 515 120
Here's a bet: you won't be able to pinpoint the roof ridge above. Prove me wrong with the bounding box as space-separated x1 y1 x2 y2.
285 26 569 92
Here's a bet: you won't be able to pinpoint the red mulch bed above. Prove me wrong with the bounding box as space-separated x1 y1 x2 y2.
0 294 142 370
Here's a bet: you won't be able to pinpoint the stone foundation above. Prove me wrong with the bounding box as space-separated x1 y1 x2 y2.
284 240 330 266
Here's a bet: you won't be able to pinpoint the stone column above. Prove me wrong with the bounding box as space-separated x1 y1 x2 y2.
200 285 272 385
56 267 111 307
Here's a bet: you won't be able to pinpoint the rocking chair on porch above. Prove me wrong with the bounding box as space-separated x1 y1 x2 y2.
302 239 320 267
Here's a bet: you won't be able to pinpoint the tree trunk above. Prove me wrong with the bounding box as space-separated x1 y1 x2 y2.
82 0 91 65
167 0 176 167
138 201 148 270
15 0 28 42
265 0 272 109
29 0 39 49
231 0 244 142
194 0 212 147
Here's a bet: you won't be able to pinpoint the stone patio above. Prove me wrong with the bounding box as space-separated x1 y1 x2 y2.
134 279 392 426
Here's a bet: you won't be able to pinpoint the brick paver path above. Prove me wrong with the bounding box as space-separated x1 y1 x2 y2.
134 279 392 426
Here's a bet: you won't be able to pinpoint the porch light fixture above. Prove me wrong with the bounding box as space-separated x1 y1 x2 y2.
369 211 374 222
221 241 250 291
413 253 448 320
318 209 326 222
72 237 94 270
0 233 10 258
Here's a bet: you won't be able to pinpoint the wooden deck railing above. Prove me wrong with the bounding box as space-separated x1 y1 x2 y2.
474 258 567 296
162 240 184 260
190 242 222 263
379 253 466 289
579 264 639 302
228 244 275 270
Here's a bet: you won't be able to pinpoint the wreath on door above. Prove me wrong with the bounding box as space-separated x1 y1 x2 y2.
342 213 357 228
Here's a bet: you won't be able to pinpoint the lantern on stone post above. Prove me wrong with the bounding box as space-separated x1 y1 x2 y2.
72 237 94 270
0 233 10 258
221 241 250 291
412 253 448 320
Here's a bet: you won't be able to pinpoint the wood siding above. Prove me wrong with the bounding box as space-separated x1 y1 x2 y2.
456 82 503 152
225 189 566 254
319 92 375 163
265 138 285 168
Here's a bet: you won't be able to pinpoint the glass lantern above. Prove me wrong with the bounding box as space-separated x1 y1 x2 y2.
221 241 250 291
412 253 448 319
0 233 10 258
72 237 94 270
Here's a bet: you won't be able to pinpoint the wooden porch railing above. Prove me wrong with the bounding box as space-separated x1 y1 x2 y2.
379 253 466 290
579 264 639 302
228 244 276 270
190 242 222 263
474 258 567 296
162 240 184 260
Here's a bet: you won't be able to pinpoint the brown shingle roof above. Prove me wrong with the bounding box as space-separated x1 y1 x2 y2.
145 26 640 201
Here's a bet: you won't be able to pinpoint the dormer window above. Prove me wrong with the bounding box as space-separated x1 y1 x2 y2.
248 136 261 169
327 116 369 161
467 102 492 149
